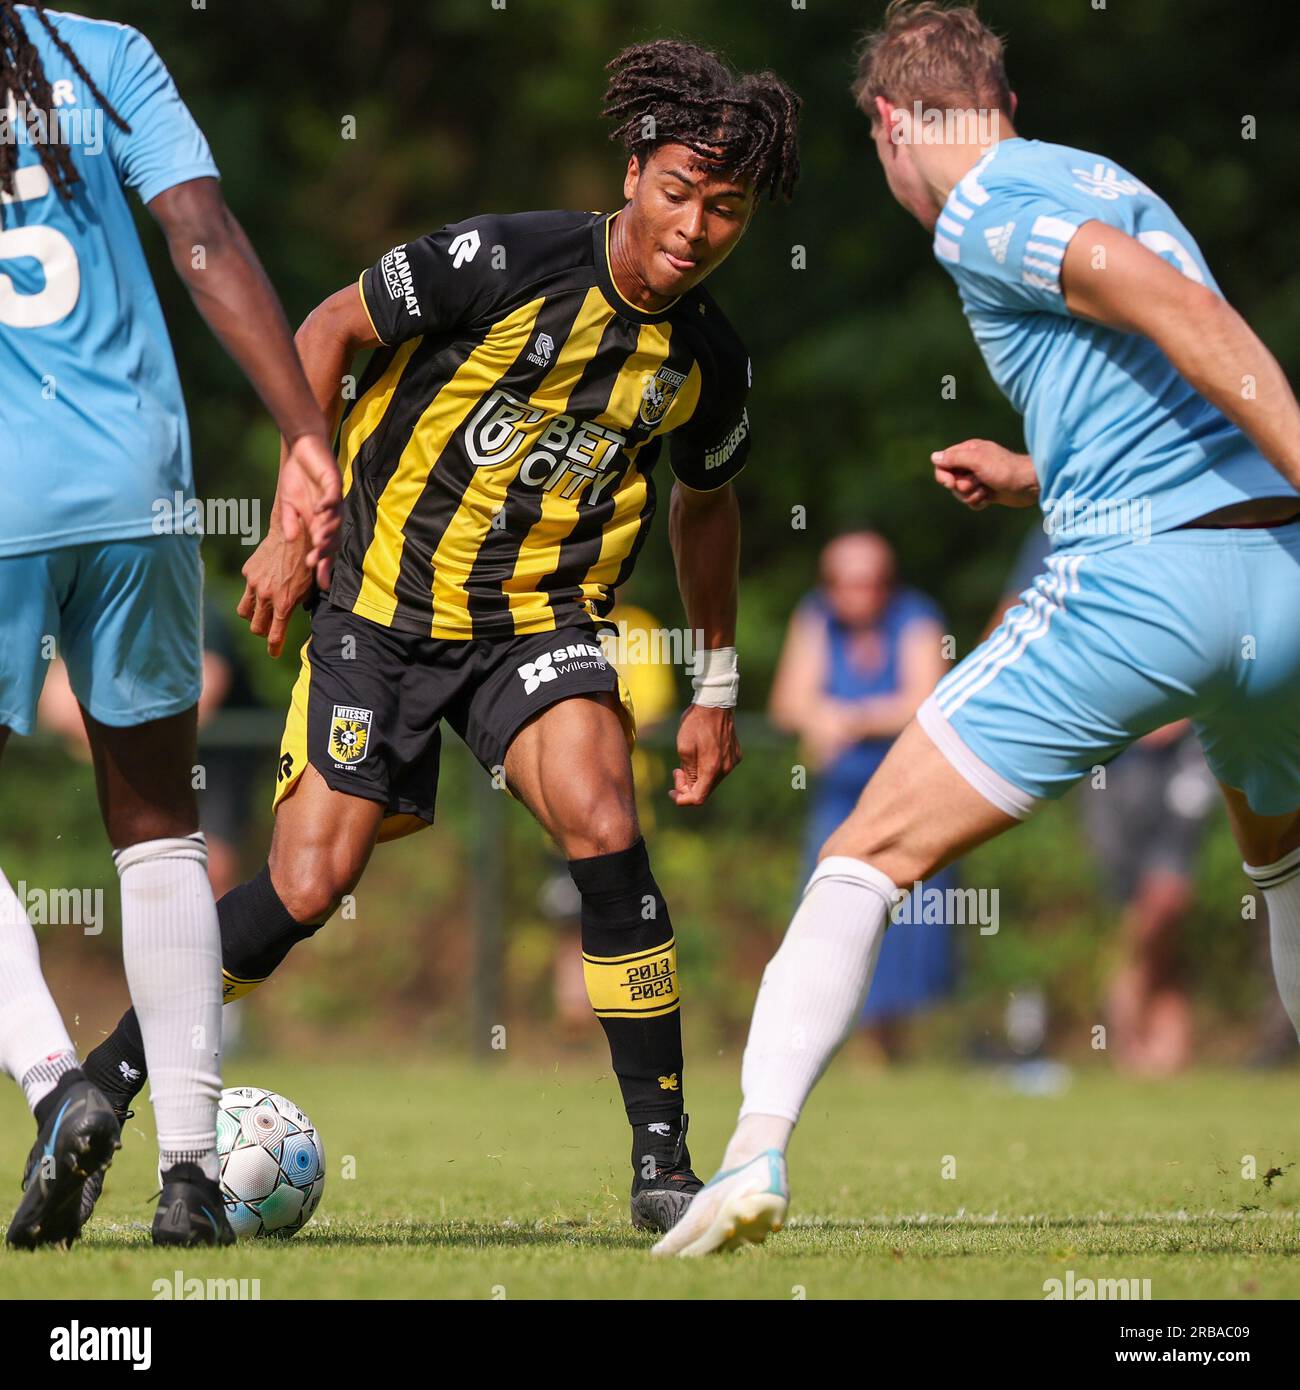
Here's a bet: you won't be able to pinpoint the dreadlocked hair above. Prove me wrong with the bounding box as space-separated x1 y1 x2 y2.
0 0 130 221
602 39 800 203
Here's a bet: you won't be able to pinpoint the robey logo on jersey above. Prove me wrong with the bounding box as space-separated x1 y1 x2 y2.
465 388 628 504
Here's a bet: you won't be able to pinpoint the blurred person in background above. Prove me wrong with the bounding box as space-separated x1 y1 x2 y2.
769 531 953 1060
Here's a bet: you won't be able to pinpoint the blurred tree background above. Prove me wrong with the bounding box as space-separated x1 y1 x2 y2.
9 0 1300 1062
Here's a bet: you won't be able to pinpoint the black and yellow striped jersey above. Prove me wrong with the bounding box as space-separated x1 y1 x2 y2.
328 208 752 640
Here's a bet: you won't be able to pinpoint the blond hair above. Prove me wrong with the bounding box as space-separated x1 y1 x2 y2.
852 1 1011 125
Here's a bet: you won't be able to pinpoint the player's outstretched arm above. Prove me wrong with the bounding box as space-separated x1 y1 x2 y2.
147 177 342 583
1061 222 1300 491
237 283 384 657
668 480 742 807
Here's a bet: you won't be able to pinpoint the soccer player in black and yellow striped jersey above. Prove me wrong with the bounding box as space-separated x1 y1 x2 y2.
85 39 800 1234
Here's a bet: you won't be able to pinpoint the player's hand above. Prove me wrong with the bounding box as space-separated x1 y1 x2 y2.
278 432 343 588
932 439 1039 510
238 521 315 659
671 704 741 806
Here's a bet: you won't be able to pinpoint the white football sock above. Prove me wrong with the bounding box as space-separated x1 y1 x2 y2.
0 866 78 1110
722 1114 794 1173
731 856 896 1162
116 834 222 1181
1245 846 1300 1038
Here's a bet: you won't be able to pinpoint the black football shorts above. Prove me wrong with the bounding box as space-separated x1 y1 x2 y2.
274 597 635 840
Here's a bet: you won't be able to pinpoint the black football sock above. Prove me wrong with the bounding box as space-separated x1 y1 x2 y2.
630 1114 696 1186
215 864 324 997
84 865 322 1105
569 838 685 1128
81 1004 146 1111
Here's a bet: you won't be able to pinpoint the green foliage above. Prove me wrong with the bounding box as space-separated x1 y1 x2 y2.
10 3 1296 1045
87 0 1300 684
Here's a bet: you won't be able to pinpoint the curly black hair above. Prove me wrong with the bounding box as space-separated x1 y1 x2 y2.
602 39 800 202
0 0 130 222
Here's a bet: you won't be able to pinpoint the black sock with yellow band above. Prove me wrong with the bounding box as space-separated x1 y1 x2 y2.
84 865 322 1109
569 838 684 1127
216 865 323 1000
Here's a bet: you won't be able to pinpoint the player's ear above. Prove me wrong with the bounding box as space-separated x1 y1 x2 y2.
624 154 641 202
873 95 893 143
1008 90 1018 122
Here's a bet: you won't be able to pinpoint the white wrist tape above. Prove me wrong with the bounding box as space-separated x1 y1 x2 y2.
691 646 739 708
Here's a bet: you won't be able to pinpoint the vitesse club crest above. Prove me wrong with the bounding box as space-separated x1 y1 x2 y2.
639 366 686 427
328 704 372 766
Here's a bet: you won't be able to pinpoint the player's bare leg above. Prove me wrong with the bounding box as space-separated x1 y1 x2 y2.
1 725 122 1250
1218 784 1300 1047
79 707 234 1243
507 692 703 1231
266 763 385 927
506 692 640 859
81 757 383 1234
654 716 1017 1256
0 726 72 1092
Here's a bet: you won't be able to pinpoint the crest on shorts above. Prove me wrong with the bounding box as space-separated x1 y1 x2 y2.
639 366 687 427
328 704 372 765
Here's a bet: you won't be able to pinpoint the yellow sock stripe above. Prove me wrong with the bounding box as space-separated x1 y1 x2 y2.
591 1001 681 1021
583 936 679 1018
581 935 676 966
221 969 266 1003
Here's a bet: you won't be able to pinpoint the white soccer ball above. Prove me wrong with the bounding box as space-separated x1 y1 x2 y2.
215 1086 326 1239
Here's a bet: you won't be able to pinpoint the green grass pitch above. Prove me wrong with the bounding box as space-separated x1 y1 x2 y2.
2 1058 1297 1299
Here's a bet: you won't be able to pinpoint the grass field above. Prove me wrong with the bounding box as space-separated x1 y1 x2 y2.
2 1056 1297 1300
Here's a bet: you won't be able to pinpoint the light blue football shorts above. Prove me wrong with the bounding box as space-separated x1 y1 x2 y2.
918 523 1300 818
0 534 202 737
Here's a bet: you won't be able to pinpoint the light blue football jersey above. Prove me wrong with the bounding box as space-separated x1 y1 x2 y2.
0 7 218 558
933 137 1297 550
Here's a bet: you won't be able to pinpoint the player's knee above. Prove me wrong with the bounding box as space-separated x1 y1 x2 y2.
269 843 363 925
552 796 639 860
817 819 939 887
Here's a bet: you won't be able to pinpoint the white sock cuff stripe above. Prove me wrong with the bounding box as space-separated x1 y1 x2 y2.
916 696 1039 821
1243 844 1300 889
114 832 208 877
805 856 901 912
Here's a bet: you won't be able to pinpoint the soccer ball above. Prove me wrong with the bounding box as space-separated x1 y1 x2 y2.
215 1086 326 1239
